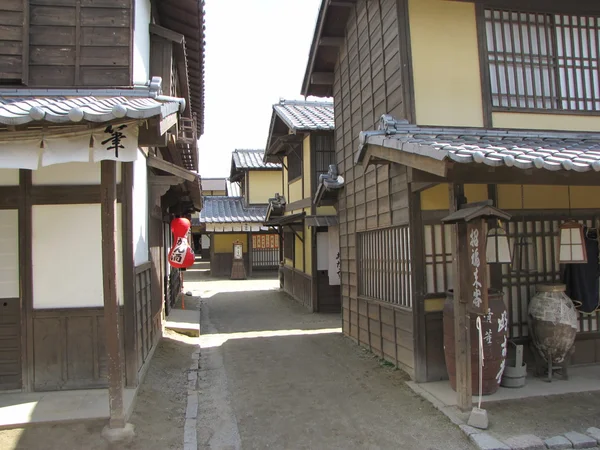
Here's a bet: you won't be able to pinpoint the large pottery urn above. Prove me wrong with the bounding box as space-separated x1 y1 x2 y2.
528 283 577 365
443 290 508 395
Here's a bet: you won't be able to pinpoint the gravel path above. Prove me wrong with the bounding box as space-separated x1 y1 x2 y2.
191 277 472 450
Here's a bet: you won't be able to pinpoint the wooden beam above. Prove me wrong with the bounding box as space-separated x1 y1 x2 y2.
159 113 178 136
149 23 184 44
121 162 138 388
30 185 123 205
310 72 335 85
19 170 33 392
147 155 197 182
363 145 448 178
0 186 19 209
449 183 472 412
100 160 125 429
330 1 355 6
319 36 345 47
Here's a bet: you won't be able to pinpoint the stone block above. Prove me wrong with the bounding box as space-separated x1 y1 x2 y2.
460 424 482 437
470 433 511 450
504 434 545 450
565 431 597 449
587 428 600 444
544 436 573 450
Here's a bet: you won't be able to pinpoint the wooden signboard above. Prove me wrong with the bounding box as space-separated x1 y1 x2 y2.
252 234 279 250
466 219 488 315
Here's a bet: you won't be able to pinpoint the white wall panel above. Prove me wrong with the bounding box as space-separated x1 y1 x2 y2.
32 204 124 308
133 150 149 265
133 0 151 83
0 210 19 298
0 169 19 186
32 161 122 185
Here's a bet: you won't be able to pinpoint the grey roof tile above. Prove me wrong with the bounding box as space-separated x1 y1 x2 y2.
199 196 267 223
0 94 183 125
232 150 281 170
273 99 334 131
361 118 600 173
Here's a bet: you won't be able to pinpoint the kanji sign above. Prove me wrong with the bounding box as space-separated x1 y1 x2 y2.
252 234 279 249
102 124 127 158
467 219 488 315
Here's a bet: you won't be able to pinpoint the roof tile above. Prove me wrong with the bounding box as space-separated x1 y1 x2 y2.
274 99 334 131
199 196 267 223
232 150 281 170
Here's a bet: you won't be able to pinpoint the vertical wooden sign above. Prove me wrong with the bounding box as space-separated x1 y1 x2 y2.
466 218 488 315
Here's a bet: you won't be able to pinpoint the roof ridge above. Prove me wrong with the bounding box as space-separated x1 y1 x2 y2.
277 98 333 107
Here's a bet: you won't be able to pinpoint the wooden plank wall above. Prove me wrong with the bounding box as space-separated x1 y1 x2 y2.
0 0 28 83
334 0 414 371
281 265 313 310
32 307 124 391
26 0 132 86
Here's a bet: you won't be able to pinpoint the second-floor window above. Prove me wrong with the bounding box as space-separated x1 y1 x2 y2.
484 9 600 113
287 146 302 181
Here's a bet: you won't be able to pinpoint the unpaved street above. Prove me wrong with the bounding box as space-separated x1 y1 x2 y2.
190 276 472 450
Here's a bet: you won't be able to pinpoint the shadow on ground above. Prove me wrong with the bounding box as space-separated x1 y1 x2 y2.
0 332 197 450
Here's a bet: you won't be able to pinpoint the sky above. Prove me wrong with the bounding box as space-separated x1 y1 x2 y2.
198 0 323 178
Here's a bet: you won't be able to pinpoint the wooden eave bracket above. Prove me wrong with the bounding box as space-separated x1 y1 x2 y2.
147 154 197 182
361 144 448 178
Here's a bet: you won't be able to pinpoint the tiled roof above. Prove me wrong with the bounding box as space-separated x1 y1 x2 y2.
0 78 184 126
232 150 281 170
199 196 267 223
358 116 600 173
273 99 334 131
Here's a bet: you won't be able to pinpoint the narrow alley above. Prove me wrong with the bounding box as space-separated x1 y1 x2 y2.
185 264 472 450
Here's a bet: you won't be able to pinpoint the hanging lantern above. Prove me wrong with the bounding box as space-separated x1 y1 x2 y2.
558 221 587 264
511 236 538 274
486 227 511 264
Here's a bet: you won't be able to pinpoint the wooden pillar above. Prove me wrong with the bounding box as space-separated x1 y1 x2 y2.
449 183 472 411
248 231 253 278
100 160 125 428
121 162 137 388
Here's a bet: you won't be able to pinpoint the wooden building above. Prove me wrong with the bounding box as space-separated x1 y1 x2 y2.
199 150 282 277
0 0 205 400
302 0 600 400
263 100 342 313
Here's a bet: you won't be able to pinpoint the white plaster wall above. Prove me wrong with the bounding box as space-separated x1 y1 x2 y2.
32 162 122 185
32 204 124 308
316 232 329 271
201 235 210 248
0 210 19 298
133 0 151 84
0 169 19 186
133 150 149 265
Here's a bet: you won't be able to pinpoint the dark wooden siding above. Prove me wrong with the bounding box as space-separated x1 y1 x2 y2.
0 298 21 390
0 0 28 84
334 0 414 373
135 263 159 369
32 307 124 391
27 0 132 87
281 265 313 310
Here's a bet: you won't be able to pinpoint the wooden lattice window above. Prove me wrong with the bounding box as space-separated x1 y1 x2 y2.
484 9 600 112
287 146 302 181
283 231 294 261
358 226 412 309
313 134 335 183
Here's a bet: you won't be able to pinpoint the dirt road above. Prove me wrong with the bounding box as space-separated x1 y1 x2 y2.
189 277 472 450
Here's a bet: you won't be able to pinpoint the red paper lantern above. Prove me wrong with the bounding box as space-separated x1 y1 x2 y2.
168 218 195 269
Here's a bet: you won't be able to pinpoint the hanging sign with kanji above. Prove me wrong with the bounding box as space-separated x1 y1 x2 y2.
252 234 279 249
467 219 488 315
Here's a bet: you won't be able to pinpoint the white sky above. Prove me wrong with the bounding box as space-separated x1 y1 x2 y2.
198 0 323 178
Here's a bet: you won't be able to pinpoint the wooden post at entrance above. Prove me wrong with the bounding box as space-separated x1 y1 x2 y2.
100 160 125 429
449 184 472 411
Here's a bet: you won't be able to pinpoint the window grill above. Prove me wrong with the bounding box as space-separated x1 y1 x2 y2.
358 226 412 309
484 9 600 112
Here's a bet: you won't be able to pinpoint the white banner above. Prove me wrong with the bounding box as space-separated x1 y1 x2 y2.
41 133 91 167
0 138 41 170
328 225 341 286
